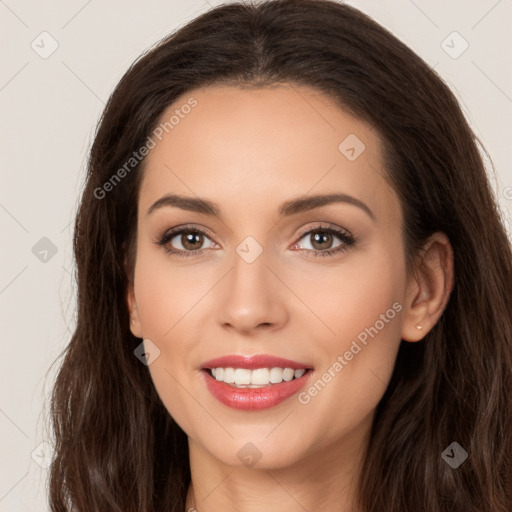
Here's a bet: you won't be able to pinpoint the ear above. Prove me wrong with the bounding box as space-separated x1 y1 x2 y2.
127 279 143 339
123 241 143 338
401 232 454 342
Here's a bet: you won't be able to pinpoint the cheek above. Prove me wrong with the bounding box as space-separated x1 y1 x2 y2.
296 250 405 440
132 246 215 432
291 237 405 352
133 242 208 338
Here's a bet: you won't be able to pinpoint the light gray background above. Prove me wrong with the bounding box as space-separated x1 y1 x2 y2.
1 0 511 510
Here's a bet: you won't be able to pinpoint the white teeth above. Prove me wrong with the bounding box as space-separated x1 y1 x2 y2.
251 368 270 385
234 368 251 385
269 367 283 383
209 367 308 387
283 368 294 381
223 367 235 383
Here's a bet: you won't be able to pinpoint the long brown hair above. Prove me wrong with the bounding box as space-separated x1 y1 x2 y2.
46 1 512 510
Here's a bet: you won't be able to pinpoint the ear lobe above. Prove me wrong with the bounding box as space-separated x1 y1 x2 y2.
401 232 454 342
127 282 143 338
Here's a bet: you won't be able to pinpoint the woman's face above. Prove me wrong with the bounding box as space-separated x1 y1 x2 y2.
128 83 412 469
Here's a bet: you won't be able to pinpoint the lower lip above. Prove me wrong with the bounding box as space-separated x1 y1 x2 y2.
202 370 313 411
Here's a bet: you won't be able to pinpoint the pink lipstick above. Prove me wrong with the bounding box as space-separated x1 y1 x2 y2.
201 354 314 411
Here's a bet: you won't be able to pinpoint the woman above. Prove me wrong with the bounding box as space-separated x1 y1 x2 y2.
47 0 512 510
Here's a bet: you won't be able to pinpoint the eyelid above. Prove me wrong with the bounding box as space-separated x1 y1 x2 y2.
293 222 351 240
157 223 216 240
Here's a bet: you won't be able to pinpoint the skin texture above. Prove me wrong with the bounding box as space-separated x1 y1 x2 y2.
127 84 454 512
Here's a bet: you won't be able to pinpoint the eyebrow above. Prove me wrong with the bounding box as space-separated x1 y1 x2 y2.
147 192 375 221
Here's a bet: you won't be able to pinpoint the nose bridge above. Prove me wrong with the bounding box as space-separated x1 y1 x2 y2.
218 233 286 330
229 233 272 297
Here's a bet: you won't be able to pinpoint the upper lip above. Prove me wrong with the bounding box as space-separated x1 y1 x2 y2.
201 354 314 370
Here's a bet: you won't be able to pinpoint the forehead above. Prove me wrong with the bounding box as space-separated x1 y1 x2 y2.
138 84 400 226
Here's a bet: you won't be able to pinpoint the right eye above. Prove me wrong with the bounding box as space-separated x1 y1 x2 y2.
156 226 217 257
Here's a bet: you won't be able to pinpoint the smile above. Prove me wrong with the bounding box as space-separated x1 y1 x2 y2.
200 354 314 410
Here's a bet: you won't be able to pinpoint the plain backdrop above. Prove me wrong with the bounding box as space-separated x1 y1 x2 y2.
1 0 511 510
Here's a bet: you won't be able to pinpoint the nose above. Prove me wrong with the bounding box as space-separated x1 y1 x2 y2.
216 246 289 335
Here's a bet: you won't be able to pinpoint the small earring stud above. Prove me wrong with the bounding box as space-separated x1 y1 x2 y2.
416 325 422 330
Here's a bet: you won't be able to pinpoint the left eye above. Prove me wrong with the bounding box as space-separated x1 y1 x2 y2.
293 228 348 252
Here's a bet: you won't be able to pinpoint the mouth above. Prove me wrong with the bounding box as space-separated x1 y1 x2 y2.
200 354 314 410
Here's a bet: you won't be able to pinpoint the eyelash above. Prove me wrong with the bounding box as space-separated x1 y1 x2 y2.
154 225 357 258
154 223 357 259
